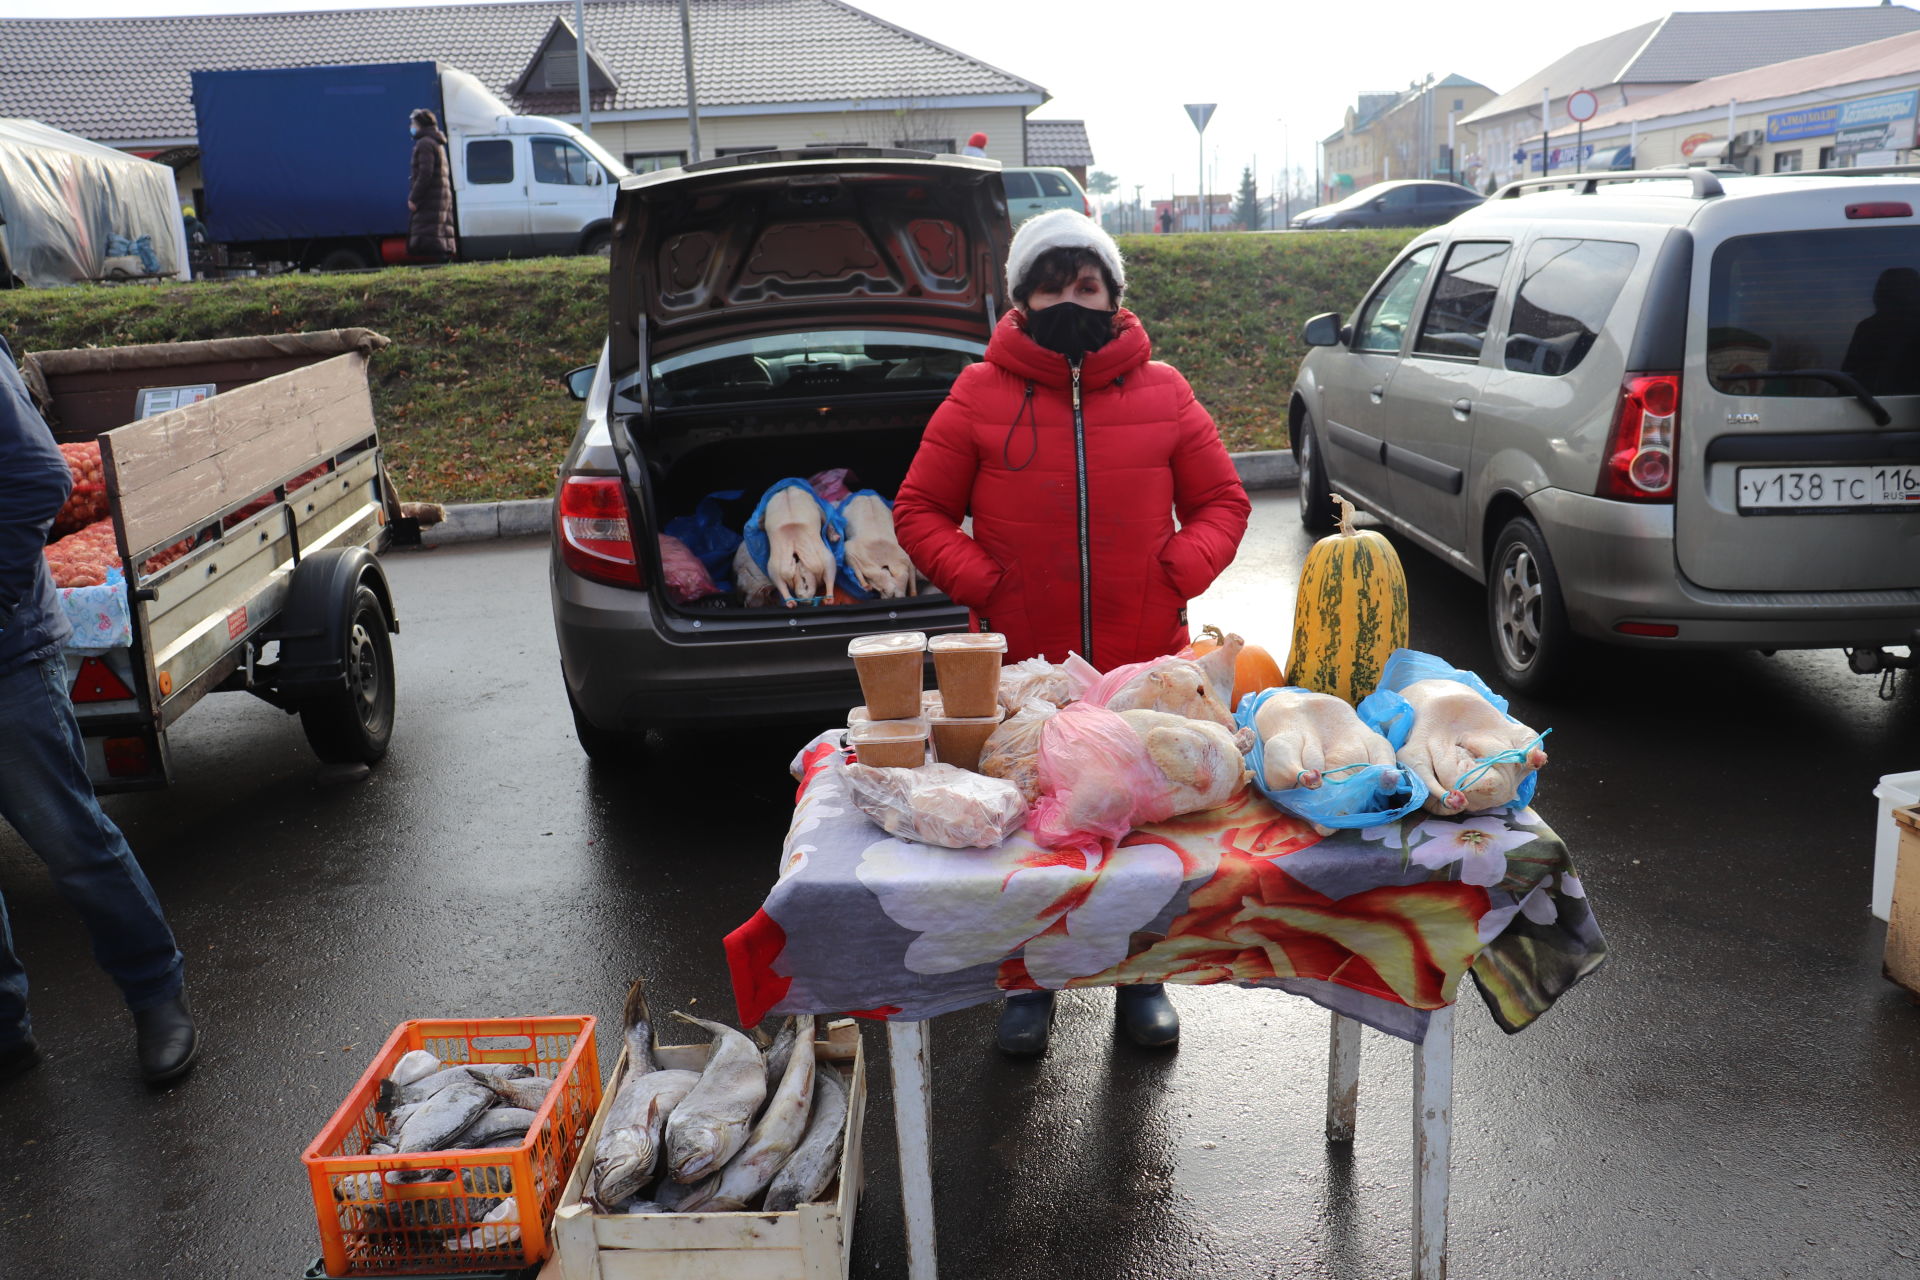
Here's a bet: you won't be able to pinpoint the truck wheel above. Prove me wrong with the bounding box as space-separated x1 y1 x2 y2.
300 584 395 763
581 229 612 257
567 686 646 763
313 245 373 272
1486 516 1575 696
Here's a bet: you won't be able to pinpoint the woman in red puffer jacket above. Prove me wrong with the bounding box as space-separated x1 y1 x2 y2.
892 210 1251 1060
893 210 1249 671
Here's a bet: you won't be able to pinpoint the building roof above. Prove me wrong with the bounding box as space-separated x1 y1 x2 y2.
1582 25 1920 129
1461 5 1920 125
1024 118 1094 167
0 0 1048 145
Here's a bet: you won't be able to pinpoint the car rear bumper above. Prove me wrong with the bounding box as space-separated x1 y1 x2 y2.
550 553 972 730
1529 488 1920 649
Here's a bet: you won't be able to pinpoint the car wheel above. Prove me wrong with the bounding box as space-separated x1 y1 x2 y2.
581 229 612 258
566 684 648 763
1486 516 1576 695
312 245 374 272
1295 412 1338 532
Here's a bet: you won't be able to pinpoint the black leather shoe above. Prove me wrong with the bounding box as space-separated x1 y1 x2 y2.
134 993 200 1085
0 1036 40 1083
1116 983 1179 1048
995 991 1055 1058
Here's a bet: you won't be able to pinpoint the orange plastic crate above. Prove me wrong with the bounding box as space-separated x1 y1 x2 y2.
302 1016 601 1277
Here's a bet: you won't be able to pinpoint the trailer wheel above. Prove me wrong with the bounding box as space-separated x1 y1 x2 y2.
313 245 374 272
300 584 396 763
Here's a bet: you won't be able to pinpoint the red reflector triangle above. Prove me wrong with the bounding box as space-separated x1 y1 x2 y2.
71 656 135 702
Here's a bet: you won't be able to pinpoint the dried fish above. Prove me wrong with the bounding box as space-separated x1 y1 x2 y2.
589 981 699 1208
763 1064 848 1213
709 1016 816 1210
663 1012 768 1183
395 1079 493 1154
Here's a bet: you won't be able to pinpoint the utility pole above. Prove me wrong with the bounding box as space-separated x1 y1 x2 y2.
573 0 592 138
680 0 702 162
1133 183 1143 235
1282 117 1292 227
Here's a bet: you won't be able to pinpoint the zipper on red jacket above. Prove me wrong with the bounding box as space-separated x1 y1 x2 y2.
1071 361 1092 663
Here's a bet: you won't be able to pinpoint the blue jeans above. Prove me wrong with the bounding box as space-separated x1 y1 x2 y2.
0 654 183 1046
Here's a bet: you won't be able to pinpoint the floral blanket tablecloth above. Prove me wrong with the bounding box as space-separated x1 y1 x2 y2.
726 733 1608 1045
57 570 132 653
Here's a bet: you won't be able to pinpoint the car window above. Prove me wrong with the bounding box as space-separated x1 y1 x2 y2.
1002 172 1039 199
1413 241 1511 361
1353 244 1437 353
648 330 986 408
1709 227 1920 397
1383 187 1417 209
532 136 594 185
1035 172 1075 198
1414 186 1446 205
466 139 514 185
1504 238 1639 376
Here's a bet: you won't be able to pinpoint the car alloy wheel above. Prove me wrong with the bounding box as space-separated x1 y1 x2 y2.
1495 542 1544 672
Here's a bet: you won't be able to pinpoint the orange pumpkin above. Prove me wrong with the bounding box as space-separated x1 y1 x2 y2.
1186 624 1285 710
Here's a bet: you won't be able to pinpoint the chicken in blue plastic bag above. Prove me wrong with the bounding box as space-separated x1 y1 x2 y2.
743 478 845 606
835 490 917 600
1236 687 1427 829
1355 649 1551 816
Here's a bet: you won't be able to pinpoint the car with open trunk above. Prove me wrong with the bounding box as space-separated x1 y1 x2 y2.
549 147 1012 755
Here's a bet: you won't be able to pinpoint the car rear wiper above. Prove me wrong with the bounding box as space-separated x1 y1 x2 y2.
1752 368 1892 426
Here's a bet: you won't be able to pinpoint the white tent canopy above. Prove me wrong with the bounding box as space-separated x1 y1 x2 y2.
0 118 190 287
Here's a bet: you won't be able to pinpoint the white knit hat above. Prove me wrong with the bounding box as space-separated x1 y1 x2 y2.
1005 208 1125 303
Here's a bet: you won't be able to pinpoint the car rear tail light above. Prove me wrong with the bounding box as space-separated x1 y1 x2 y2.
1600 374 1680 502
556 475 644 589
1083 193 1094 218
1846 201 1912 220
103 736 153 778
1615 621 1680 638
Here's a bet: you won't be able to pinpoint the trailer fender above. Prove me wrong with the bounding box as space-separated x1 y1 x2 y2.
264 548 397 697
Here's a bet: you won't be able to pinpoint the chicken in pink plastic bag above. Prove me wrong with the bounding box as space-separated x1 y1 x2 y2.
1028 701 1250 855
658 534 719 604
1063 633 1244 727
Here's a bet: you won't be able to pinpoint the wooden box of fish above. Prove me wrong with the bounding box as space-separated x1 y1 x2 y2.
302 1015 603 1277
546 987 867 1280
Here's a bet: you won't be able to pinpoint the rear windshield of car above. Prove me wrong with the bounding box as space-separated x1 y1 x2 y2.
1708 227 1920 397
648 331 986 407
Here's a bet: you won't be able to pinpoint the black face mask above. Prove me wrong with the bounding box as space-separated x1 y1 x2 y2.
1026 301 1115 363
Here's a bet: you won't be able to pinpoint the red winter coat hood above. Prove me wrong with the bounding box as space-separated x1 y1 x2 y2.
893 308 1250 669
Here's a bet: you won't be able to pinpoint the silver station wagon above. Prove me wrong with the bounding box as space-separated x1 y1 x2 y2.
1291 167 1920 693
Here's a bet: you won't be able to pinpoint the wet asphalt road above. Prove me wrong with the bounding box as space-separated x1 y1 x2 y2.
3 490 1918 1280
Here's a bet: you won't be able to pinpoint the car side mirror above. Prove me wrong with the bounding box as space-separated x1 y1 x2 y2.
588 167 604 186
563 365 596 400
1302 313 1345 347
1370 198 1386 210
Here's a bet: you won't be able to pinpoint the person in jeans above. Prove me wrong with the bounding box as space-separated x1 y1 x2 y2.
0 333 198 1085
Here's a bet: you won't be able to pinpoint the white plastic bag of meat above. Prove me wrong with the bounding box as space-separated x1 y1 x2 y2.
838 760 1027 849
1065 636 1244 728
997 657 1076 713
978 698 1057 803
658 534 719 604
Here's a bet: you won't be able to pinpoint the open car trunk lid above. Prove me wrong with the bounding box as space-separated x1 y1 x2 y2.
608 148 1010 382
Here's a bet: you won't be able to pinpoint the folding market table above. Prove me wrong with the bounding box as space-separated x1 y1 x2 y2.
726 734 1607 1280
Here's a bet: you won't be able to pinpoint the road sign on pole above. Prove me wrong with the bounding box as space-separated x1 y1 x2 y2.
1568 89 1597 174
1185 104 1216 233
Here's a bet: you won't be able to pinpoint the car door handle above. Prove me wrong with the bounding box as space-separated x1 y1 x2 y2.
1369 384 1385 403
1453 398 1473 415
537 200 559 206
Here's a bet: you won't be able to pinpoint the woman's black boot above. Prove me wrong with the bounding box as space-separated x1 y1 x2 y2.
1116 983 1179 1048
996 990 1055 1057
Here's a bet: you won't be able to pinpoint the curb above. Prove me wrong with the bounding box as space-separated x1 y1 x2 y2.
418 449 1298 547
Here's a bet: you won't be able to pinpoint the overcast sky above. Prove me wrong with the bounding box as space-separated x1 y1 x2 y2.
0 0 1895 202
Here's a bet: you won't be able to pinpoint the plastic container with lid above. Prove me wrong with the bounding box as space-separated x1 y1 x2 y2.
847 717 930 769
929 632 1006 718
848 632 927 721
929 712 1004 773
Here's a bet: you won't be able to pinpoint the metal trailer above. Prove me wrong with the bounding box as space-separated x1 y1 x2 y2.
21 329 402 791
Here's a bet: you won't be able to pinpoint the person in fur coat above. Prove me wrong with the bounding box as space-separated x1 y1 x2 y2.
892 209 1251 1058
407 108 456 261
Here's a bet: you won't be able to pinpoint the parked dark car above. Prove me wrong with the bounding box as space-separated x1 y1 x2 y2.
1291 180 1483 230
549 147 1011 757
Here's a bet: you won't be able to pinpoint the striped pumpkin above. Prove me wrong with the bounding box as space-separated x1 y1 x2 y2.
1286 495 1410 706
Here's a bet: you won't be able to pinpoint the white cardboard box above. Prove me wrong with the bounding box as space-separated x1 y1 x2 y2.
1873 771 1920 921
543 1019 867 1280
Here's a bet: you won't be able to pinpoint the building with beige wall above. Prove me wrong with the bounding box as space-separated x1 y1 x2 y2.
1460 5 1920 189
0 0 1050 207
1318 77 1493 202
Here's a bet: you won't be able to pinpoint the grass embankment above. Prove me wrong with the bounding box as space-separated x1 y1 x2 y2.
0 231 1415 504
